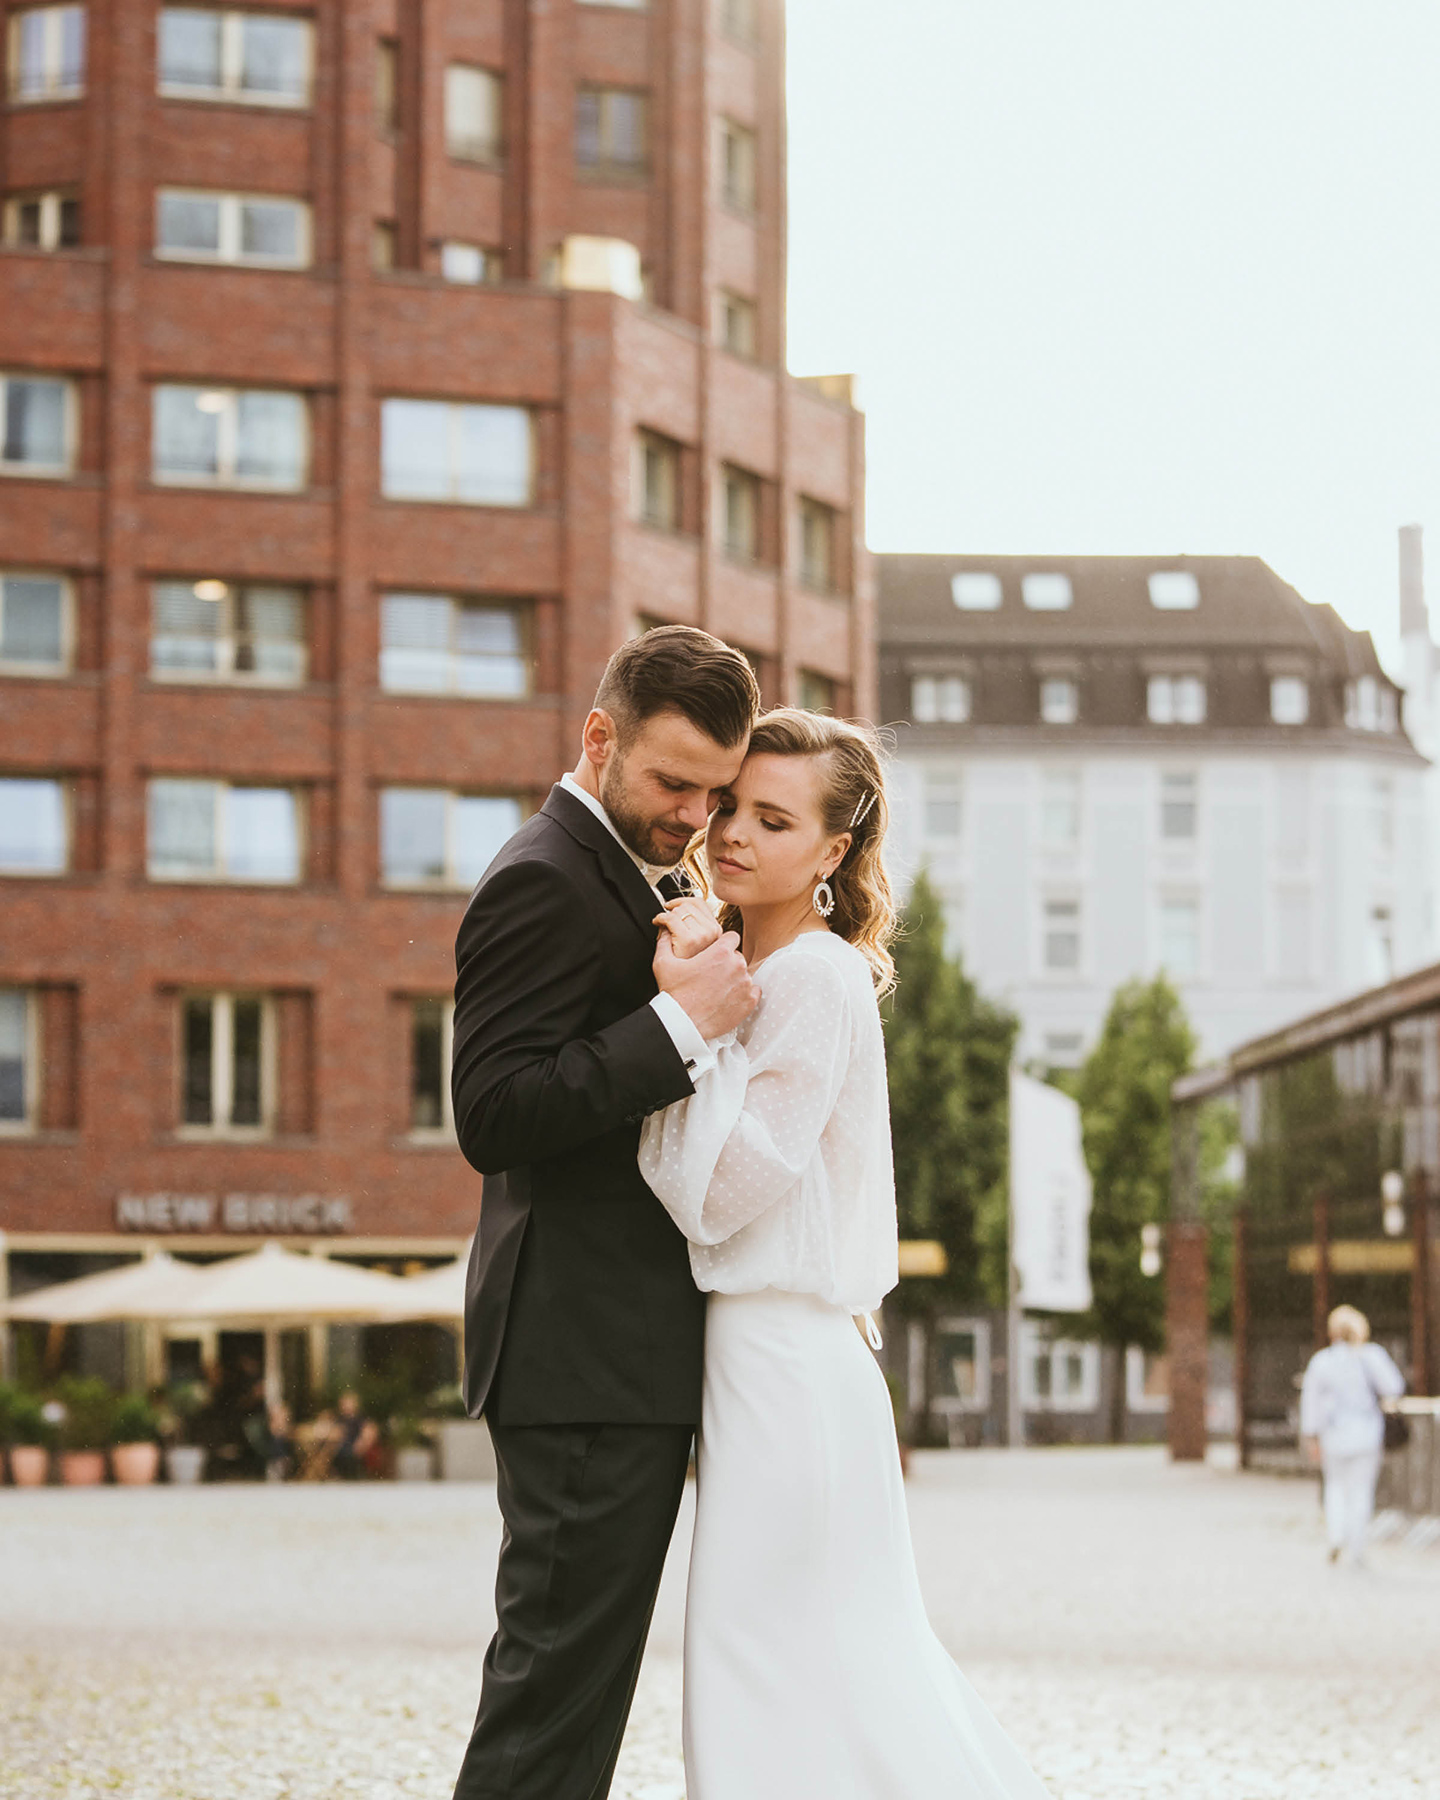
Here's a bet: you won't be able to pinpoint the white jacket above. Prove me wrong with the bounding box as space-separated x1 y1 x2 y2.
1299 1341 1405 1458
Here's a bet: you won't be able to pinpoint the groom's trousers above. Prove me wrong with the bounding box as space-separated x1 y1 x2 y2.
452 1420 694 1800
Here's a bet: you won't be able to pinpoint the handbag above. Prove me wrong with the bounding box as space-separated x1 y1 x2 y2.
1363 1356 1411 1451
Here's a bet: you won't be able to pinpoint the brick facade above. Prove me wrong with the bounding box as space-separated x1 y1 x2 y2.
0 0 871 1262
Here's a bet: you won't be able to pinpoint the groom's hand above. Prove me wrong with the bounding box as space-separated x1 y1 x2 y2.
653 929 758 1041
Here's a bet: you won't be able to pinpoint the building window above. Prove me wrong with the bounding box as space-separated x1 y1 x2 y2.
380 594 529 698
380 399 533 506
720 464 760 559
410 998 454 1135
158 8 313 107
445 64 503 164
923 768 961 840
1160 770 1198 841
1022 572 1072 611
1040 768 1081 847
1159 897 1200 978
1042 898 1080 973
931 1317 990 1413
180 992 273 1134
155 190 311 269
1367 905 1394 987
0 777 68 874
151 580 307 685
912 675 970 724
798 497 836 590
375 38 398 133
147 779 302 883
798 670 835 715
2 189 80 249
1371 775 1395 859
719 0 758 44
152 385 308 491
0 988 35 1129
0 572 69 674
718 290 756 357
1125 1347 1170 1413
951 571 1002 611
1043 1030 1085 1069
380 789 521 889
632 430 682 529
1270 676 1309 726
1147 674 1205 725
1148 571 1199 610
575 88 648 176
1346 674 1396 733
1275 886 1311 984
440 241 501 284
372 221 397 272
1 374 73 476
7 5 85 100
1039 677 1077 725
1021 1325 1101 1411
719 119 757 211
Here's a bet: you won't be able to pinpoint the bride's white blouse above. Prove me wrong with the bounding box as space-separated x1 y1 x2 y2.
638 929 899 1316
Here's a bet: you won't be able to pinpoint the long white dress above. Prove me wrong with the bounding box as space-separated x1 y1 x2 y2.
639 930 1050 1799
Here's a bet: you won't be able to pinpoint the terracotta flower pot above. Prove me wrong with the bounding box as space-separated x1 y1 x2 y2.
60 1450 107 1486
9 1445 49 1487
112 1441 161 1486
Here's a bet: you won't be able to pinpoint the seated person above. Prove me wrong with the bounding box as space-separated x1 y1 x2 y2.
261 1401 295 1482
331 1390 379 1480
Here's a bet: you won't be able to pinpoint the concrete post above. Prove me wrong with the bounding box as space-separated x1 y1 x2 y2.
1167 1100 1207 1460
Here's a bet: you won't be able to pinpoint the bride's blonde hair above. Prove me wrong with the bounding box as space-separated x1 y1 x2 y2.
688 708 897 996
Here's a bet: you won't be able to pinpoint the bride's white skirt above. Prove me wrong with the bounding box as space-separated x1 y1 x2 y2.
684 1289 1050 1799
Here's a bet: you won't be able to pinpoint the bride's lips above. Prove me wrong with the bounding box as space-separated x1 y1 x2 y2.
714 855 750 876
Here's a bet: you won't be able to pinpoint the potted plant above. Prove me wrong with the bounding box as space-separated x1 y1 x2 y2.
158 1379 210 1485
392 1414 434 1482
111 1394 162 1485
2 1385 51 1487
54 1375 115 1486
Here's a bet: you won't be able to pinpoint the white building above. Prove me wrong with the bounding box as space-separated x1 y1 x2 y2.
880 554 1429 1066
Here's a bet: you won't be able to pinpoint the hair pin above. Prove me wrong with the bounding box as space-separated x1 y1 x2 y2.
848 790 879 831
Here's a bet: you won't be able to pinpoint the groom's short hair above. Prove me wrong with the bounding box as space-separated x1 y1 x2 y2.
596 625 759 749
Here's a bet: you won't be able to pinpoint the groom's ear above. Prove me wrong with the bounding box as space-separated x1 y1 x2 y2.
581 707 620 771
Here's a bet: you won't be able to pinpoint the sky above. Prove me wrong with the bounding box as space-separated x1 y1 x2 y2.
784 0 1440 673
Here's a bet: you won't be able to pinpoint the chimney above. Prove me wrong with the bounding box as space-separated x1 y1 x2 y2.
1400 523 1426 637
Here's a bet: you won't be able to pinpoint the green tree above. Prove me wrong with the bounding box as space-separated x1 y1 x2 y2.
1064 974 1196 1439
883 873 1017 1431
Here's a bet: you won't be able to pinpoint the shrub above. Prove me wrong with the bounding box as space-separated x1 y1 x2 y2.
0 1384 49 1447
53 1376 116 1452
112 1394 160 1444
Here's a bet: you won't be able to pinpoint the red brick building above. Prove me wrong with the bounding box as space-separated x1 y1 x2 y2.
0 0 871 1367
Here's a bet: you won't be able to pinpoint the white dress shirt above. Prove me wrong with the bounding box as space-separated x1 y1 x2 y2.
558 773 716 1080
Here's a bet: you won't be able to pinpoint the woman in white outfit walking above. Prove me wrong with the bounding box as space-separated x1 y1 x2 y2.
1299 1303 1405 1565
639 708 1050 1800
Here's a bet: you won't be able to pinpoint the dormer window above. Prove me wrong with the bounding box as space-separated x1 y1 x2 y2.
1148 571 1199 610
1147 675 1205 725
1022 573 1072 611
1039 678 1078 724
1346 675 1396 733
1270 676 1309 726
951 571 1001 611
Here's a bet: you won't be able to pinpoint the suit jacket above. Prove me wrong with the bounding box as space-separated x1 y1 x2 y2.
451 784 706 1426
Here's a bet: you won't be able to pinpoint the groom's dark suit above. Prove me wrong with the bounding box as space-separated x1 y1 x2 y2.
450 783 706 1799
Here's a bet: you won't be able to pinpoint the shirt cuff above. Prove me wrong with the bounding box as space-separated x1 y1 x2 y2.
650 992 718 1080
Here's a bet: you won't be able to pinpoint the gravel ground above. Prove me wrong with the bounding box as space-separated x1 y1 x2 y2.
3 1446 1438 1799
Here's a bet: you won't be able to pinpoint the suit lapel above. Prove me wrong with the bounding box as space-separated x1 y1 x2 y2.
541 785 666 945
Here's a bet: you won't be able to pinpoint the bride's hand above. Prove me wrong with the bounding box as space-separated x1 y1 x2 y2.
653 895 723 960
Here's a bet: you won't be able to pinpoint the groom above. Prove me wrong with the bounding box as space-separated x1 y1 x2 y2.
449 625 761 1798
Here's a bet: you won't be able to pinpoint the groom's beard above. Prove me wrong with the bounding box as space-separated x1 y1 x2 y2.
600 764 697 869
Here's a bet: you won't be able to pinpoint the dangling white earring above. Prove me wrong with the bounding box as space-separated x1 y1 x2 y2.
812 878 835 919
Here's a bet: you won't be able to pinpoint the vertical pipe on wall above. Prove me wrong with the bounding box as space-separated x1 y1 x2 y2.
1233 1209 1250 1468
1312 1191 1331 1351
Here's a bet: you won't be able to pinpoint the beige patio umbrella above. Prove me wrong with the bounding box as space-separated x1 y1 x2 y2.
377 1252 467 1321
167 1243 411 1402
2 1251 207 1323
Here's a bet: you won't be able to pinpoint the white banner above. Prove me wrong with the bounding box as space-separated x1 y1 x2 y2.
1009 1068 1093 1313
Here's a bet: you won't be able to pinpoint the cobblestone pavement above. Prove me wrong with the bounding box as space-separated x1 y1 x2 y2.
3 1446 1439 1798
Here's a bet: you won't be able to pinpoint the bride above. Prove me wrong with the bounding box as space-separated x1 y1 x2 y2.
638 707 1050 1799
